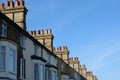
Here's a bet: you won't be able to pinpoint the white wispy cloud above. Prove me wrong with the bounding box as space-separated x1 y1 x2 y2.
91 41 120 72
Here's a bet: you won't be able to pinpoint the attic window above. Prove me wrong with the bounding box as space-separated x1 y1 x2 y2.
1 22 7 37
20 35 23 46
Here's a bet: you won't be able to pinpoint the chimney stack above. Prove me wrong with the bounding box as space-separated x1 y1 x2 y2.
0 3 5 9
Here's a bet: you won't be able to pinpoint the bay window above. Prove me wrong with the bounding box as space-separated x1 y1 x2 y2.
0 46 5 70
34 63 44 80
52 71 57 80
46 70 57 80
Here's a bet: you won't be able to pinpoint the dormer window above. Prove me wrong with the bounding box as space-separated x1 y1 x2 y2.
47 54 50 63
34 44 38 55
62 63 64 72
1 22 7 37
20 35 23 46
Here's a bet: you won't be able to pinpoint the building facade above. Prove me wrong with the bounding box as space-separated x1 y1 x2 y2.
0 0 98 80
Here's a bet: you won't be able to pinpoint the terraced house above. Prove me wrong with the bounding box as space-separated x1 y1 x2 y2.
0 0 98 80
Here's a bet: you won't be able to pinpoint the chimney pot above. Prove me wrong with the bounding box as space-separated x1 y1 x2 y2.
6 1 10 7
57 47 59 51
16 0 20 6
76 57 78 60
30 31 33 35
34 31 36 35
65 46 67 50
10 1 14 7
63 46 65 50
0 3 5 8
20 0 24 6
74 57 76 60
48 29 52 34
38 30 41 34
59 47 62 50
41 30 44 34
45 30 48 34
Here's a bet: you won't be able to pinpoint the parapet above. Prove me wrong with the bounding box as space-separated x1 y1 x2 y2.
30 29 53 36
0 0 25 9
53 46 68 52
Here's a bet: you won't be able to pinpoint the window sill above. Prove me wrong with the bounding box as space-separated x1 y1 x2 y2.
19 45 25 50
19 77 25 80
9 71 16 75
0 69 6 72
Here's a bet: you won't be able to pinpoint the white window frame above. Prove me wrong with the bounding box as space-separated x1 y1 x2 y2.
9 48 15 73
0 41 17 79
1 22 7 37
52 70 57 80
20 58 25 79
34 63 45 80
0 46 6 71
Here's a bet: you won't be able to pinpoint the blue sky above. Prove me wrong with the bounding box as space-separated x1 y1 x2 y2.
1 0 120 80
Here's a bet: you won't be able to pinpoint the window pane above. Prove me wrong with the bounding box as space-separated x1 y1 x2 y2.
0 46 5 70
20 58 25 78
20 35 23 46
39 64 44 80
34 64 44 80
34 64 39 80
9 49 15 72
1 23 7 37
1 46 5 51
34 44 37 55
0 52 5 69
48 70 52 80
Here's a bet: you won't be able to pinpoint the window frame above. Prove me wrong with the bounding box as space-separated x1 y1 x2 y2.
34 63 45 80
34 44 38 55
9 48 16 73
20 58 25 79
1 21 7 37
62 63 64 72
52 70 57 80
47 53 51 63
20 34 23 47
0 46 6 71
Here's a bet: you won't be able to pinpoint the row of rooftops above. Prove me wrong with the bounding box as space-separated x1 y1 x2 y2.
0 0 24 9
0 0 98 79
